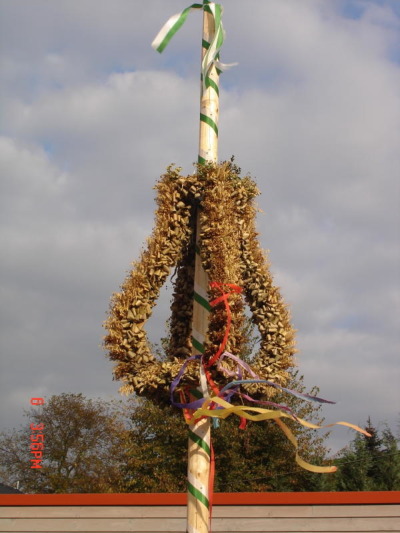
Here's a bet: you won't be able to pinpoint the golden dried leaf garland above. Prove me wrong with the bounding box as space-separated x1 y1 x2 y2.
104 162 296 404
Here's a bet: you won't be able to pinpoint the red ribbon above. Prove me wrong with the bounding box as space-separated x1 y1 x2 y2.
206 282 247 429
180 389 195 423
207 282 242 368
203 366 220 397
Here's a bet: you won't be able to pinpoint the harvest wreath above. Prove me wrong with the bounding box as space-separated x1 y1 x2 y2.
104 161 295 404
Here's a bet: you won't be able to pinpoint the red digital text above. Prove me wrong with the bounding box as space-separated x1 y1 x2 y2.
30 398 44 469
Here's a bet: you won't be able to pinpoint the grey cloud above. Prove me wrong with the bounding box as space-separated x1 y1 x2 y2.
0 0 399 454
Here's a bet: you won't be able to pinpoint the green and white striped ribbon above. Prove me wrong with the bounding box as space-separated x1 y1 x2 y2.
188 422 211 507
152 3 203 53
152 2 234 87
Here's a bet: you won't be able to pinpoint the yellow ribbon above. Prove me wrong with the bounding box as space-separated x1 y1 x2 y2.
189 396 371 474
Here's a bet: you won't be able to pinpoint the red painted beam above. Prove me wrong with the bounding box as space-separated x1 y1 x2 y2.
1 491 399 506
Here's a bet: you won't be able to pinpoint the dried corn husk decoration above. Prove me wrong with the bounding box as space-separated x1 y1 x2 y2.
104 161 296 404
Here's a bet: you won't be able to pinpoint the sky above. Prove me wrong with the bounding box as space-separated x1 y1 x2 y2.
0 0 399 461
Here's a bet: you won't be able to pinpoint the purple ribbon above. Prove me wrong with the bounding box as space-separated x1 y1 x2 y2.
169 355 206 410
169 351 335 415
218 352 336 404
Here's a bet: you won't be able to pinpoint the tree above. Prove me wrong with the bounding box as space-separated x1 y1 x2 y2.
120 371 334 493
0 379 335 494
0 393 130 494
326 418 400 491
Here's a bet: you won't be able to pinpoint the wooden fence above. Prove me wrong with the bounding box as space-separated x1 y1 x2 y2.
1 491 399 532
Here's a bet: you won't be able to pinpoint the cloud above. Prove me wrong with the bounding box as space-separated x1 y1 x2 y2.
0 0 399 453
0 0 203 104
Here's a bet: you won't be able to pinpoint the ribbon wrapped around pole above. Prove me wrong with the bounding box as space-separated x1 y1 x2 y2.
153 3 230 532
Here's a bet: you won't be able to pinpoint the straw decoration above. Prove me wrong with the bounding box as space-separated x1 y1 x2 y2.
104 162 296 403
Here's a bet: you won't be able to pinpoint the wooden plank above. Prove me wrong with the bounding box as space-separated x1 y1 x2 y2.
312 504 400 518
2 516 400 532
213 504 400 518
0 517 186 532
0 506 185 518
0 493 186 506
212 516 400 532
1 492 400 507
212 491 400 506
1 504 398 519
215 504 400 519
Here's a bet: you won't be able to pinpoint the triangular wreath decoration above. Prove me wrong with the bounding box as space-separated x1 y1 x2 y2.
104 161 295 404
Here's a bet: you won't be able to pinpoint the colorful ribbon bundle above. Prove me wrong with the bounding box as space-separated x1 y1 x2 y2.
171 282 370 474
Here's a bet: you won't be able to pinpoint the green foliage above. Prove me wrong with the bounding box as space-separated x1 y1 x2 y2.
0 375 334 494
324 418 400 491
3 393 397 494
120 371 333 493
120 399 188 493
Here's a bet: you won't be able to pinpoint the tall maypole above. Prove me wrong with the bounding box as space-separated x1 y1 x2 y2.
187 5 220 532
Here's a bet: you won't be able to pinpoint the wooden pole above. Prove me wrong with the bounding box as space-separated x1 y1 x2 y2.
187 4 220 533
198 9 219 164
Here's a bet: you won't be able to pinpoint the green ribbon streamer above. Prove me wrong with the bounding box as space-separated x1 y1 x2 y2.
152 1 234 84
152 3 204 54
